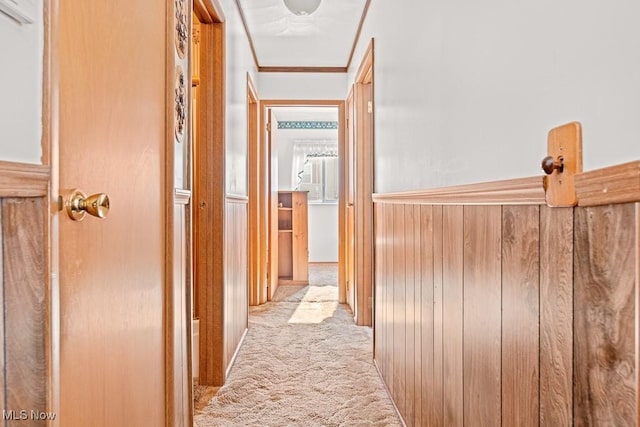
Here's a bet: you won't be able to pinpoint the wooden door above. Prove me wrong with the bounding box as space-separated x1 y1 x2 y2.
57 1 170 425
346 89 356 311
267 109 279 300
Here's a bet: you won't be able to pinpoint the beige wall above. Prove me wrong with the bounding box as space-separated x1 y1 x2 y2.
0 3 43 164
221 0 259 196
349 0 640 192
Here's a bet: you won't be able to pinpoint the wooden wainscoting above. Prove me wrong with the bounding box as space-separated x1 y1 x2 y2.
0 162 50 423
224 195 249 376
373 162 640 426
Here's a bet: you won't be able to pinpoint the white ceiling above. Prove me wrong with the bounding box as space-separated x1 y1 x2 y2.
236 0 369 68
272 106 338 122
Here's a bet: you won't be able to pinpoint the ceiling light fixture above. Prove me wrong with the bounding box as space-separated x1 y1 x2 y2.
283 0 321 16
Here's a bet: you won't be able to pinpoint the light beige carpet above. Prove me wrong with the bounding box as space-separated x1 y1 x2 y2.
195 264 401 427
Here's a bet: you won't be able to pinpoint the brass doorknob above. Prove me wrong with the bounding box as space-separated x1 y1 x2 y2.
64 189 110 221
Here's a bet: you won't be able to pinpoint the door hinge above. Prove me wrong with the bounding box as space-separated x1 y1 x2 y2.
266 122 272 132
346 118 349 129
367 101 373 114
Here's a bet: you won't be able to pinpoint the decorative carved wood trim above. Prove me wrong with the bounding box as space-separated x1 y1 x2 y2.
175 0 188 58
575 161 640 206
372 176 546 205
175 66 186 142
0 161 51 197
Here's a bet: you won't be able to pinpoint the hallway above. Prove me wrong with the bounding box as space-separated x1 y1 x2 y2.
194 265 401 426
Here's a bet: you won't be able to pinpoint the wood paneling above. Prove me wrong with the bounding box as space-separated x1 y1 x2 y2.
403 205 416 423
432 206 444 426
372 162 640 426
392 204 405 414
0 162 50 197
170 196 190 426
384 203 395 395
442 205 463 427
373 202 384 362
463 206 502 426
0 205 4 417
411 205 422 427
501 205 540 426
2 198 47 423
224 199 249 373
574 203 637 425
540 206 573 426
373 198 638 426
419 205 434 427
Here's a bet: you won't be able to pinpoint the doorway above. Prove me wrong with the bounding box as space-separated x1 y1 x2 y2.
259 100 346 304
346 39 375 327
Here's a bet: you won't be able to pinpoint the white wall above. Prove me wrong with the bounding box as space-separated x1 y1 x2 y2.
349 0 640 193
275 122 338 262
258 73 347 100
222 0 259 196
307 204 338 263
0 3 44 164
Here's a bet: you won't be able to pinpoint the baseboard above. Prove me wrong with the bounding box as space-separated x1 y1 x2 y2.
225 327 248 380
373 359 407 427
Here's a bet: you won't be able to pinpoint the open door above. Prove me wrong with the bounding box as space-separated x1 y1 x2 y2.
54 0 191 424
267 108 279 301
350 40 375 327
345 88 356 311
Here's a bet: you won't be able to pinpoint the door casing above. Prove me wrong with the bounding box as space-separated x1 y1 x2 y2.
260 100 346 303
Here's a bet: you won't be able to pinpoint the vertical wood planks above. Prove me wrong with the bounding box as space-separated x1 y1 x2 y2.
374 203 382 361
420 205 434 426
0 204 4 414
574 204 637 425
224 200 249 374
501 206 540 426
432 206 444 426
384 204 394 394
463 205 502 426
404 205 416 423
540 206 574 426
372 198 639 427
392 204 406 415
637 203 640 427
413 205 423 427
442 205 464 427
2 198 47 421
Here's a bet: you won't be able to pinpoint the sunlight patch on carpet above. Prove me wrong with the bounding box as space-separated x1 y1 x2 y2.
287 301 338 324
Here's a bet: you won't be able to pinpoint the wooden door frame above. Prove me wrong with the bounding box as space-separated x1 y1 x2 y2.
260 100 346 303
42 0 59 421
192 0 228 387
351 39 375 327
247 74 265 306
344 86 355 312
